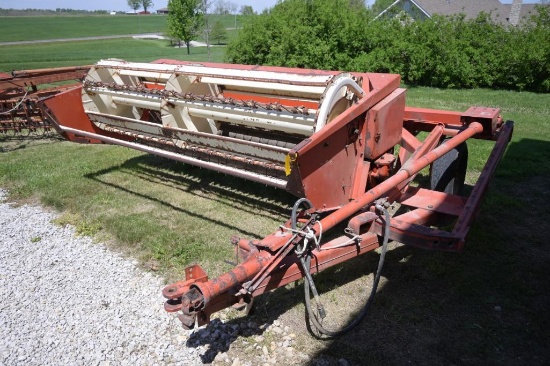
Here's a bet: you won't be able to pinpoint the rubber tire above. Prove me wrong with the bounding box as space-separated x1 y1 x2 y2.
430 139 468 195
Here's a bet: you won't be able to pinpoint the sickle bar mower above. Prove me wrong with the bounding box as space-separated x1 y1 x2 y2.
40 59 513 334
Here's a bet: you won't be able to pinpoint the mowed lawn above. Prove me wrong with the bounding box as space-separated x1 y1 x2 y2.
0 14 243 70
0 15 549 364
0 38 226 70
0 15 168 42
0 14 243 42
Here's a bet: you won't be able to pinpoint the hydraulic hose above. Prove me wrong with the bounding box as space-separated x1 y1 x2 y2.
291 198 326 318
304 203 391 337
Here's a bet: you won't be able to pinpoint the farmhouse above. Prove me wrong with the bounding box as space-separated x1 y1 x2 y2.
374 0 547 26
157 8 170 14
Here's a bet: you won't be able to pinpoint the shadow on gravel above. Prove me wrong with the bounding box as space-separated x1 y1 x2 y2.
181 248 392 364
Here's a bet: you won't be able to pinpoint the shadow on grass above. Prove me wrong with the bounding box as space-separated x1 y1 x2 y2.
84 153 295 239
86 139 549 365
0 133 62 153
302 138 550 365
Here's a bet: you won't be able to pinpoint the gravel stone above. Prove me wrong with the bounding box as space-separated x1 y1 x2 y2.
0 189 202 366
0 188 312 366
338 358 351 366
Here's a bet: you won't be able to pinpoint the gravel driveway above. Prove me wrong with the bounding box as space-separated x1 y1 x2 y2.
0 188 328 366
0 189 202 366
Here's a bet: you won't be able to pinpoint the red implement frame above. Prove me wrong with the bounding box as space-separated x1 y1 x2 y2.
36 60 513 331
1 66 89 136
158 69 513 329
163 117 512 328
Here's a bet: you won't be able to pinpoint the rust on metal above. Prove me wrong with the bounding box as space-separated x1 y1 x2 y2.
29 59 513 332
1 66 89 137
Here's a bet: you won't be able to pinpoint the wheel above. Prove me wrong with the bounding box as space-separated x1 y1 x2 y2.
430 138 468 195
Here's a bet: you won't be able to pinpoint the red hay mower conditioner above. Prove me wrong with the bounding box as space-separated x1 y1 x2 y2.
5 59 513 335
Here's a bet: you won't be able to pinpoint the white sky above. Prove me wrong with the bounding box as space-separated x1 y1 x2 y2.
0 0 542 13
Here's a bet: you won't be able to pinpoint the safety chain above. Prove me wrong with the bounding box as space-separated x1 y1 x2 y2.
280 221 362 253
83 80 314 116
279 224 322 255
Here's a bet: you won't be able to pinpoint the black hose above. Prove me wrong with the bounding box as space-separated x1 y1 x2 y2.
291 198 326 316
304 204 391 337
291 198 313 230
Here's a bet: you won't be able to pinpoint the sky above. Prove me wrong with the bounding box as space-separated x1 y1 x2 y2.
0 0 294 13
0 0 542 13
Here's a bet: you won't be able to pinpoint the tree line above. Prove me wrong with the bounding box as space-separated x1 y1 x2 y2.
223 0 550 92
0 8 110 15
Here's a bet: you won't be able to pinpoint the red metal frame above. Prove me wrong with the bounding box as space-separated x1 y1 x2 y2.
34 60 513 330
1 66 89 136
161 118 512 328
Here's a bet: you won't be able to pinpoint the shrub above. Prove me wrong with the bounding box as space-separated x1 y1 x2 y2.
226 1 550 92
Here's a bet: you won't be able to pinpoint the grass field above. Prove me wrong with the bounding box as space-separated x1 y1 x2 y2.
0 14 243 71
1 17 549 365
0 14 243 42
0 15 169 42
0 38 226 70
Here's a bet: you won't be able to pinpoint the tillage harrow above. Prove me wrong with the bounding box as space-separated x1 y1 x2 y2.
0 66 88 136
10 59 513 335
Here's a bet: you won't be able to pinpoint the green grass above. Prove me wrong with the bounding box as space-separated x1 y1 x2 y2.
406 87 550 181
1 86 549 365
0 14 244 43
0 139 292 278
0 38 226 71
0 15 169 42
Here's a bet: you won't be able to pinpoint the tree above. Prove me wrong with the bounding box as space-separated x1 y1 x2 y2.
199 0 235 60
167 0 203 54
226 1 238 28
214 0 231 14
226 0 370 69
228 1 238 15
239 5 254 15
141 0 154 12
198 0 219 61
127 0 141 12
211 20 228 44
